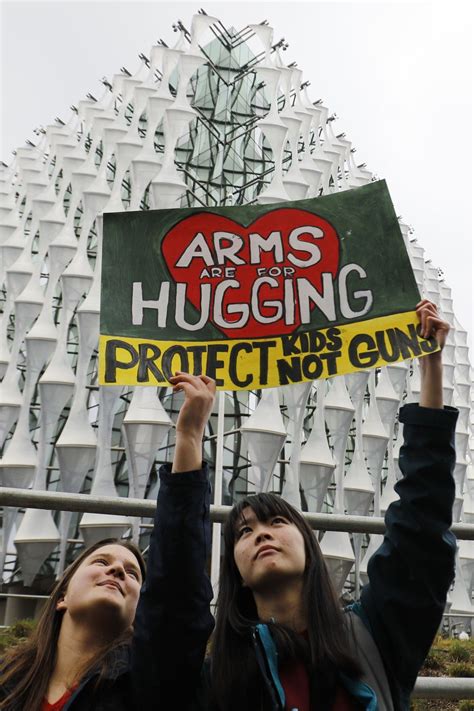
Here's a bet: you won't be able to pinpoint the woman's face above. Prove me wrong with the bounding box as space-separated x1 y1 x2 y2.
233 507 306 592
57 544 143 632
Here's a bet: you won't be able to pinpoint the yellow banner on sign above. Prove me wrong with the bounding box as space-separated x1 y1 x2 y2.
98 310 439 390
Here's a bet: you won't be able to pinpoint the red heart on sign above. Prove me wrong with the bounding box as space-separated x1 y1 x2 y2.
161 208 340 339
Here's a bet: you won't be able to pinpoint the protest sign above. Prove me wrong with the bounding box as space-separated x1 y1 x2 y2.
99 180 438 389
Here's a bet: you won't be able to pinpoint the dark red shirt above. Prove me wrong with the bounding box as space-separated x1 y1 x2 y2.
42 687 76 711
280 658 357 710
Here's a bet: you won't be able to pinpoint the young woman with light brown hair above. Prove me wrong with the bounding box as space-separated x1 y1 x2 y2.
0 539 145 710
0 373 216 711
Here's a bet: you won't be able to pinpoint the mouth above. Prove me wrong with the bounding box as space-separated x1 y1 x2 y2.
255 546 279 560
98 581 124 596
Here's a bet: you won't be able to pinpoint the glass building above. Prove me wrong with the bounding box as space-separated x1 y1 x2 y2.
0 13 472 627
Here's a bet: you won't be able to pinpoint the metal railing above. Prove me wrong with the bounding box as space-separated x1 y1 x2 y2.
1 486 474 538
413 677 474 698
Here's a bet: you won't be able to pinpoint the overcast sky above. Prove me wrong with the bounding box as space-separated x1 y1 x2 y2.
1 0 472 350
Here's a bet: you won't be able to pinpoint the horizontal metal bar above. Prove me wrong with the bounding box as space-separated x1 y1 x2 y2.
0 488 156 518
0 592 49 600
1 487 474 539
413 677 474 698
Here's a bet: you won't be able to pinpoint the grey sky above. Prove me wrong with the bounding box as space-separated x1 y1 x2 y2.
1 0 472 349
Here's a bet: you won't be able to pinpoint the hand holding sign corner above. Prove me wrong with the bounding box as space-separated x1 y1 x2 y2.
416 299 449 350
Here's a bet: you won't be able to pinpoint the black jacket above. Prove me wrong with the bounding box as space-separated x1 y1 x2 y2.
189 403 458 711
359 402 458 709
131 465 215 709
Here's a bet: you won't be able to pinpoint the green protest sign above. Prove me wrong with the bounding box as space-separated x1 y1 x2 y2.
99 180 438 389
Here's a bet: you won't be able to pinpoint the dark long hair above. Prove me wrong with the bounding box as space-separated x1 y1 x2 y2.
0 538 146 711
210 493 361 711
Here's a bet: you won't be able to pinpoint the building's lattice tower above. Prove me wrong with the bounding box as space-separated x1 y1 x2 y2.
0 13 472 625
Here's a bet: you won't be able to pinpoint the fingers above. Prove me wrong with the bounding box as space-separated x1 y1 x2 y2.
169 373 216 409
416 299 435 308
198 374 217 392
415 300 450 343
169 372 216 395
170 380 196 397
416 301 438 338
172 373 216 444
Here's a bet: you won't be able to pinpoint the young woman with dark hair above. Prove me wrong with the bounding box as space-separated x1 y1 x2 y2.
205 300 458 711
0 374 216 710
204 299 458 711
146 300 456 711
212 494 363 710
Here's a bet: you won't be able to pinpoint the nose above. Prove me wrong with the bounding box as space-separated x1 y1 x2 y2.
254 525 274 545
107 560 126 580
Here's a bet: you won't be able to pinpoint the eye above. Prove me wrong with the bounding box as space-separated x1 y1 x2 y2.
94 558 108 566
126 568 140 581
271 516 287 525
237 525 252 538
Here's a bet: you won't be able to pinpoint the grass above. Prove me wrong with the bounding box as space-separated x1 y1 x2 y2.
0 619 36 654
411 637 474 710
419 636 474 676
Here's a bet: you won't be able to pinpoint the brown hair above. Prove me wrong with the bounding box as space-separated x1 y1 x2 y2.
0 538 146 711
210 493 361 710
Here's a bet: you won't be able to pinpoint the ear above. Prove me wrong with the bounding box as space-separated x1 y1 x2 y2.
56 593 67 612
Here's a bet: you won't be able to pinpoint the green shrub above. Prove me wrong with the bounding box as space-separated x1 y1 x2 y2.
459 702 474 711
447 662 474 677
449 640 471 663
422 649 444 671
9 618 35 639
410 701 430 710
0 618 35 653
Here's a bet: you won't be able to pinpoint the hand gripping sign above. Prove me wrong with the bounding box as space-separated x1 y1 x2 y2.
99 180 439 390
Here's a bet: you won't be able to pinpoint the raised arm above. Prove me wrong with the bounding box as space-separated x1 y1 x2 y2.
132 374 216 707
418 298 450 410
359 301 458 705
171 372 216 472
